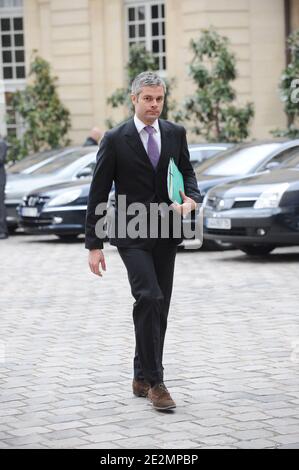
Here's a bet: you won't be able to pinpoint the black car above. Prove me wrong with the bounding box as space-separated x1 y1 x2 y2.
18 178 93 240
203 152 299 255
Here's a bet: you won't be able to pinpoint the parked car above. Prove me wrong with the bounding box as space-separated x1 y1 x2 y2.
18 178 92 240
5 146 98 230
187 139 299 250
203 151 299 256
18 144 224 240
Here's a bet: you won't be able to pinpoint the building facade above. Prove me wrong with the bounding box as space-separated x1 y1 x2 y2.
1 0 299 144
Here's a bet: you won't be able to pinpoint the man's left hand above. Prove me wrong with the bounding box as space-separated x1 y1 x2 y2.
171 191 198 218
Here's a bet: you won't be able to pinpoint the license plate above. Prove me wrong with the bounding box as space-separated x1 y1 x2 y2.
21 207 38 217
206 217 231 230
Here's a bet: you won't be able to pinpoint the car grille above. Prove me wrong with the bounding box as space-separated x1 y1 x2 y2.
206 196 256 211
21 217 53 226
232 200 256 209
206 228 247 236
19 195 51 220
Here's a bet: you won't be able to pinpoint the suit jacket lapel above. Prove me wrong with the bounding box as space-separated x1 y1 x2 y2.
124 118 172 173
124 119 154 172
157 119 171 172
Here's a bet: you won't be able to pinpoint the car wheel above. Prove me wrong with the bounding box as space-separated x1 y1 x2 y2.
56 234 79 241
238 244 276 256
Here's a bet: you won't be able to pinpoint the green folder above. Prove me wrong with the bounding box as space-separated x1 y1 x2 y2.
167 158 185 204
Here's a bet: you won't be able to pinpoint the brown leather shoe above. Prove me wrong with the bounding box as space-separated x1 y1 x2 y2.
132 379 150 397
148 383 176 410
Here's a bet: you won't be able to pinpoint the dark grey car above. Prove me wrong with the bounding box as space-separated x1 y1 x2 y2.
203 151 299 255
181 140 299 250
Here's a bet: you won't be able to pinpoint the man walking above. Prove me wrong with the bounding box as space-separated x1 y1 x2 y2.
85 72 201 410
0 136 8 240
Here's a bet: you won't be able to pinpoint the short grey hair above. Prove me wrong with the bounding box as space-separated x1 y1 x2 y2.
131 71 166 96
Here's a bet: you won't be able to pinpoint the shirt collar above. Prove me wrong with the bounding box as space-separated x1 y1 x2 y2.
134 114 159 134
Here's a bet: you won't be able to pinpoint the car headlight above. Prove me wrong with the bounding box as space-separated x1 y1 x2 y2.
47 189 82 207
254 183 289 209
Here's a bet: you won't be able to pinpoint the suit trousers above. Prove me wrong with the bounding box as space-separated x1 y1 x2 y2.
118 238 177 385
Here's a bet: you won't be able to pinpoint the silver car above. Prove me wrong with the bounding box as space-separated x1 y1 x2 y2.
6 146 98 229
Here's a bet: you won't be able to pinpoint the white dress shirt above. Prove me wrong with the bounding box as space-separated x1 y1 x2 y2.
134 114 161 155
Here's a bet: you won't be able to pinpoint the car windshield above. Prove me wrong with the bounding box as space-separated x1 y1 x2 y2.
280 151 299 168
195 143 281 177
189 147 227 169
7 150 59 174
30 149 91 175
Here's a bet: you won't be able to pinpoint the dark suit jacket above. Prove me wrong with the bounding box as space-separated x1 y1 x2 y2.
85 118 202 250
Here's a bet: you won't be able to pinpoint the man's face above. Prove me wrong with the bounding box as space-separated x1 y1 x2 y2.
131 85 165 125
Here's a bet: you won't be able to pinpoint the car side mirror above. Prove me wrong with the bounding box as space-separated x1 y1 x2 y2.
77 167 93 178
265 161 280 170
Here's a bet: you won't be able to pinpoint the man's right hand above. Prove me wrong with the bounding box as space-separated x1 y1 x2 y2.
88 249 106 277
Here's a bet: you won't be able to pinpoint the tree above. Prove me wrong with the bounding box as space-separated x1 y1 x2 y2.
106 44 176 128
174 28 254 142
272 29 299 138
7 54 71 161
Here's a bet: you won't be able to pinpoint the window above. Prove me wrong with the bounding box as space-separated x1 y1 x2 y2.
126 1 166 71
258 146 299 170
7 150 60 174
1 0 25 137
195 143 282 177
189 146 231 168
1 15 25 79
281 151 299 168
4 91 23 138
31 150 92 175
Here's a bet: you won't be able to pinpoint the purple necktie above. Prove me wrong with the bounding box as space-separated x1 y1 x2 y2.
144 125 160 169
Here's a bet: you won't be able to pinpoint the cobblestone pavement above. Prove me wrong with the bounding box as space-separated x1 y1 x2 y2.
0 233 299 449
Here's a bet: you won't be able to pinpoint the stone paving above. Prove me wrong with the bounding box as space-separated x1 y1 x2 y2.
0 233 299 449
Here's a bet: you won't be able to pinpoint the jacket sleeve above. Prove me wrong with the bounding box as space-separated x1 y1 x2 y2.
85 131 116 250
178 128 203 204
